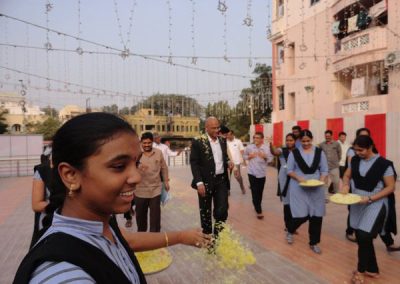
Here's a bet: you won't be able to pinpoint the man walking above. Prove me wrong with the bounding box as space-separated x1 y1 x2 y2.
319 130 341 197
221 128 246 194
243 132 273 219
190 117 232 236
152 132 181 166
338 131 350 179
135 132 169 232
292 125 302 149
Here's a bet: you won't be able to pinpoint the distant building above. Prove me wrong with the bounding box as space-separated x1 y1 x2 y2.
58 105 86 122
0 92 45 133
124 108 200 138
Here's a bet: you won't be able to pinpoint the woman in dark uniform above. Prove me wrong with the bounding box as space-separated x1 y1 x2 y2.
270 133 296 231
341 135 395 283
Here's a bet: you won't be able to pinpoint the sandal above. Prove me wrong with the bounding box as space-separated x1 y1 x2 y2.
346 233 357 243
364 271 379 278
351 271 364 284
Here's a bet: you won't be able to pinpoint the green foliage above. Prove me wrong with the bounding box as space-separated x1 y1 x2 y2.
102 104 119 114
30 117 62 140
0 107 8 134
41 106 59 118
203 63 272 140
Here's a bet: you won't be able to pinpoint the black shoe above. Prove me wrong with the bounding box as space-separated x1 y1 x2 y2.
387 245 400 252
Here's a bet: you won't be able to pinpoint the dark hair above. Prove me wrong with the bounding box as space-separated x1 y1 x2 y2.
339 131 347 136
292 125 301 132
324 130 333 135
285 133 296 140
40 154 50 165
300 129 313 139
356 127 371 137
254 131 264 138
219 125 230 134
141 132 154 141
43 112 136 228
353 135 374 149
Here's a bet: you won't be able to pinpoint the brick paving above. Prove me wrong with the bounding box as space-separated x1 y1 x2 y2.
1 166 400 283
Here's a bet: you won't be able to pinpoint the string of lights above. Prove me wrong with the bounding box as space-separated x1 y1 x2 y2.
0 13 257 79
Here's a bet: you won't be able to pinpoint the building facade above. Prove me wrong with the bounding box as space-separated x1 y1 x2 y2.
0 92 45 133
263 0 400 172
124 108 200 138
270 0 398 122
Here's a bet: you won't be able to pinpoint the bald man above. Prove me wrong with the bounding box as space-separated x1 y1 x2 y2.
190 117 232 237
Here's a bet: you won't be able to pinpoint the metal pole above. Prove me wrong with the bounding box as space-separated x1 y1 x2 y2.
250 94 254 125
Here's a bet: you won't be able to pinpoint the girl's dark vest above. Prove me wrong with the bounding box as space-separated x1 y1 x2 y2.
292 147 322 174
277 148 291 197
13 216 147 284
350 155 391 192
351 155 397 235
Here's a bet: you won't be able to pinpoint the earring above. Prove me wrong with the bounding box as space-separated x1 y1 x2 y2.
68 184 75 197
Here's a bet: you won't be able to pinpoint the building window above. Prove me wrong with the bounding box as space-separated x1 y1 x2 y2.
148 110 151 115
12 124 21 132
276 0 284 18
278 86 285 110
186 126 188 132
195 126 198 132
190 126 193 132
177 125 180 132
311 0 320 5
277 42 284 66
162 125 165 131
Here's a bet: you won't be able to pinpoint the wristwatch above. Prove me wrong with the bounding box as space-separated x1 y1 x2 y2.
368 196 373 204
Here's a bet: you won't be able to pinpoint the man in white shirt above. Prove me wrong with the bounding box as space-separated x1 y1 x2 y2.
152 133 181 166
220 127 246 194
338 131 350 179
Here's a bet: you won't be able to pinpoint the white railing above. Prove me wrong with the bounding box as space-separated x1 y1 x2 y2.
167 150 190 167
0 157 40 177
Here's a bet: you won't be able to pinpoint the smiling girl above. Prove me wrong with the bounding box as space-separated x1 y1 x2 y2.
14 113 209 284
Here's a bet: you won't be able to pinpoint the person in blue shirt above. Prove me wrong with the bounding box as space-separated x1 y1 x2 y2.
243 132 273 219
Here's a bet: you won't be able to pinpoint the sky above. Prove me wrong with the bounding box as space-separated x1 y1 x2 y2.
0 0 272 110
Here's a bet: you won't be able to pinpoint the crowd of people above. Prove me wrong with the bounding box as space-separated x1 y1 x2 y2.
15 113 399 284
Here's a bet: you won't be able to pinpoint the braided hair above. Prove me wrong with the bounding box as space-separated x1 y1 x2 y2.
42 112 136 229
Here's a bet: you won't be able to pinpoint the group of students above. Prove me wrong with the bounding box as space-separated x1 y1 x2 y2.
14 113 399 283
272 126 397 283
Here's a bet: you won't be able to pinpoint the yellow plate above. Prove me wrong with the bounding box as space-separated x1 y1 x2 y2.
135 248 173 275
299 179 325 187
330 193 362 205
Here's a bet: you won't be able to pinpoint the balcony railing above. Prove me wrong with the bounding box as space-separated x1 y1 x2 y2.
334 26 387 62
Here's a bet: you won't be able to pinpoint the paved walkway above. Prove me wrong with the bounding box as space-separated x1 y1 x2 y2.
1 166 400 283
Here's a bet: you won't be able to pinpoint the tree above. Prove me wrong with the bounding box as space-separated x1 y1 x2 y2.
32 117 62 140
0 107 8 134
133 93 203 117
102 104 119 114
41 106 59 118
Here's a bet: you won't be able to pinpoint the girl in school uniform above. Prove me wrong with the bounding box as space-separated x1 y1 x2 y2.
270 133 296 231
285 130 329 254
341 135 395 283
14 113 210 284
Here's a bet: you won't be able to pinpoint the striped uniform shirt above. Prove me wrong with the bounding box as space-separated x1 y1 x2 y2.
29 212 140 284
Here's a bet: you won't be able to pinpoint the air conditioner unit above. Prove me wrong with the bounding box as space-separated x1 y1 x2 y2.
385 51 400 67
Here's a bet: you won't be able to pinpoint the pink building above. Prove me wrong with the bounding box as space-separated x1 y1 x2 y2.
262 0 400 170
